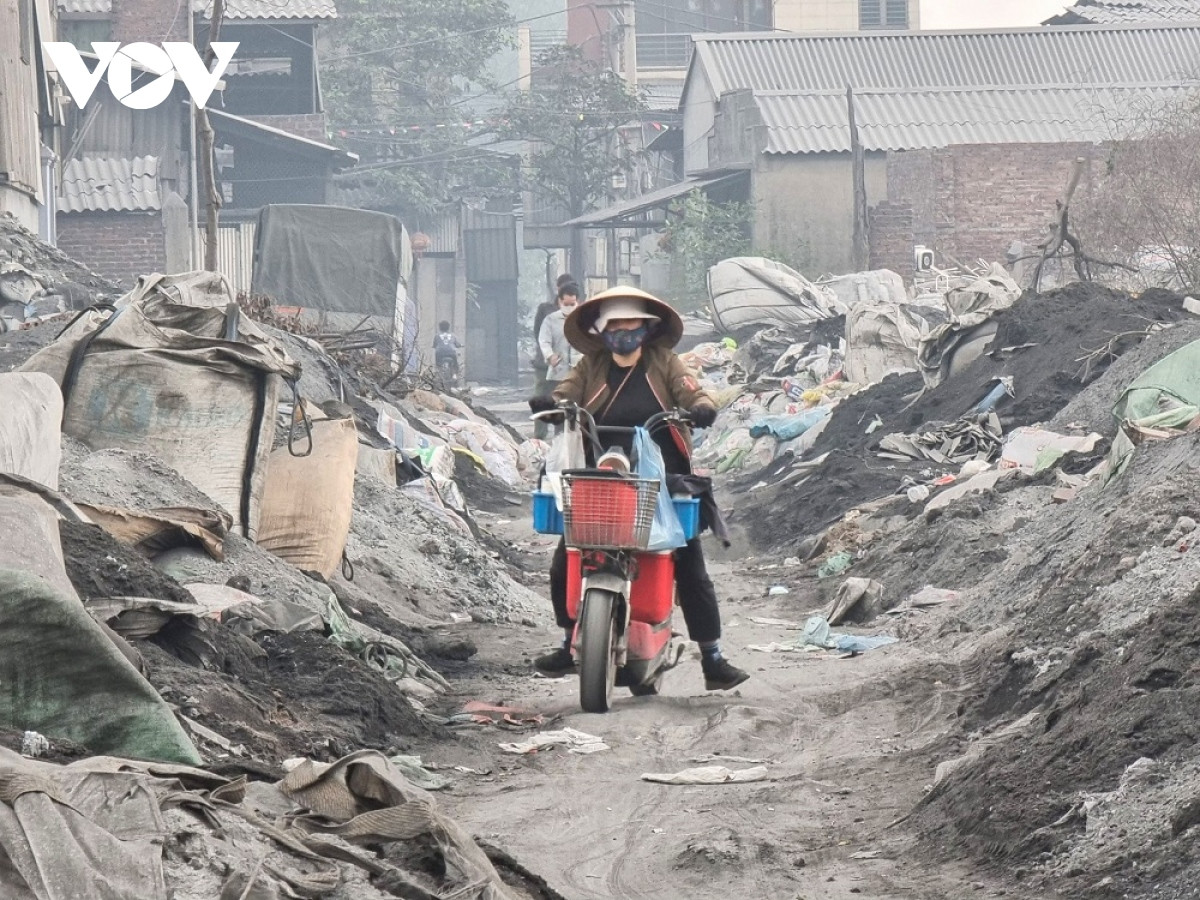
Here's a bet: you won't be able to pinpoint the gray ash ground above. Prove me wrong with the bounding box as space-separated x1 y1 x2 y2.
57 515 437 768
60 518 196 606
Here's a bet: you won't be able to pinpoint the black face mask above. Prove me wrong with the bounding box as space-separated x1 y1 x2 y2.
602 325 649 355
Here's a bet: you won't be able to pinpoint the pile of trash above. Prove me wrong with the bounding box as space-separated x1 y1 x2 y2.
790 317 1200 899
0 244 554 895
729 277 1189 547
682 259 907 475
695 258 1200 897
0 213 118 335
678 259 1034 481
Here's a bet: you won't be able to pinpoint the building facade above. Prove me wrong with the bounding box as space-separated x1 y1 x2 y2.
542 0 920 287
50 0 354 286
0 0 59 235
584 24 1200 283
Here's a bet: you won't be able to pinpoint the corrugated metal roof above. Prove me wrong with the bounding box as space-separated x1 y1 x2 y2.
58 0 337 18
59 155 161 212
1046 0 1200 25
755 85 1195 153
642 81 685 111
194 0 337 20
57 0 109 13
690 23 1200 98
208 109 357 162
565 171 744 226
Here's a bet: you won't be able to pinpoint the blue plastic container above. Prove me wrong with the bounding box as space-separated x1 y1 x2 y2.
672 497 701 540
532 492 564 535
535 492 697 540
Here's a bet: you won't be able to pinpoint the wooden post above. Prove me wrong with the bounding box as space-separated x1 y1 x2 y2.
848 85 869 272
196 0 226 272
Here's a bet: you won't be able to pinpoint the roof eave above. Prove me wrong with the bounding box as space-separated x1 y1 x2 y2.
208 108 358 165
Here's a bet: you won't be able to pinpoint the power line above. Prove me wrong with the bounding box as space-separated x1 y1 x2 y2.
323 8 567 63
322 0 798 68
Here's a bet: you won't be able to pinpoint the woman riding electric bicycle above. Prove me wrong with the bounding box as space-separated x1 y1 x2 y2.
529 287 749 692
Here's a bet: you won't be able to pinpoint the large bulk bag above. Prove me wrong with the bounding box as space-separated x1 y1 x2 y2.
0 372 63 489
21 272 299 538
843 301 934 385
0 482 201 764
257 415 359 578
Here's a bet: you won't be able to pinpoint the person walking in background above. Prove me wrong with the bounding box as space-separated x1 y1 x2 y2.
537 281 581 397
533 273 575 440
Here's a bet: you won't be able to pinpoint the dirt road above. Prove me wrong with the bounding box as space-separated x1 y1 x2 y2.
414 523 1024 900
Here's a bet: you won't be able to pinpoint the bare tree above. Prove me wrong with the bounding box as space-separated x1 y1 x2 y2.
197 0 226 271
1077 92 1200 292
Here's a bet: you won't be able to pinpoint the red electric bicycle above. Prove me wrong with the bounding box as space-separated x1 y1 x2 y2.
532 403 699 712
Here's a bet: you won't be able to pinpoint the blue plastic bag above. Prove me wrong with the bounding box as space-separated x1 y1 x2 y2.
748 406 831 441
633 427 688 551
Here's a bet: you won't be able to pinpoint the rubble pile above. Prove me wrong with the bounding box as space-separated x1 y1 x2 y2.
828 378 1200 899
733 281 1187 547
710 260 1200 897
0 213 118 335
0 236 555 897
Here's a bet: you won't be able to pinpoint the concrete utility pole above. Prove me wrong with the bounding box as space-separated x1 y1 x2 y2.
621 0 636 89
847 85 869 272
598 0 637 87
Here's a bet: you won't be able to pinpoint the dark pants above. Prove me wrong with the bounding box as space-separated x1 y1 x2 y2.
549 537 722 643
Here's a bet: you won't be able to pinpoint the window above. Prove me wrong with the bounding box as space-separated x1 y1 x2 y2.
636 0 772 34
860 0 908 29
743 0 772 30
19 0 31 64
635 0 772 68
61 20 115 53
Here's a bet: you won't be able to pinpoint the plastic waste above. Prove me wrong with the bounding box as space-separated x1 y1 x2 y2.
21 730 49 758
803 614 898 653
834 634 899 653
960 459 991 478
803 615 832 648
971 376 1015 415
906 485 931 503
817 551 854 579
634 427 688 552
768 585 790 596
749 406 832 441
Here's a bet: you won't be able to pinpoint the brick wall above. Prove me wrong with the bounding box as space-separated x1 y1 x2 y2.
57 211 167 286
868 201 916 281
111 0 187 43
869 142 1102 278
245 113 329 143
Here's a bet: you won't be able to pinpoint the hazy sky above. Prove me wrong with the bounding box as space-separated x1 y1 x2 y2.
920 0 1074 29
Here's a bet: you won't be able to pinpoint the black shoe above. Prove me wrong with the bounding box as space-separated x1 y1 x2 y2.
534 646 577 678
702 657 749 691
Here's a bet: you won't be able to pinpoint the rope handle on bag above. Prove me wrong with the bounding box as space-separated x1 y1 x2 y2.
286 378 313 457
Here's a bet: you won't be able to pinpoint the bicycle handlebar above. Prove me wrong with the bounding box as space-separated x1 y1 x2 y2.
532 402 692 461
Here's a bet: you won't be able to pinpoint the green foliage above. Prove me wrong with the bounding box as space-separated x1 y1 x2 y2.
501 46 646 218
323 0 516 217
325 0 513 120
659 191 752 304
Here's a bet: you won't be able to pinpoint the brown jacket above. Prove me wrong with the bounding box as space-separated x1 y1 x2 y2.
552 344 716 459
